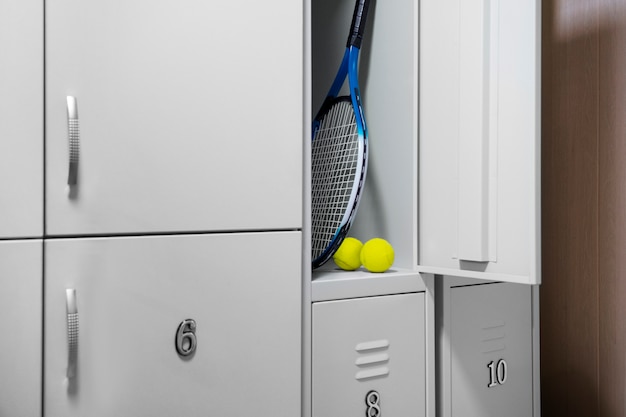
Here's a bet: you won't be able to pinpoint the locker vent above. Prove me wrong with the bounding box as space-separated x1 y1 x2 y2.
481 320 507 353
354 339 390 381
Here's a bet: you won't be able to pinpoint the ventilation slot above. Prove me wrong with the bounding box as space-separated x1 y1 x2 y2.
355 339 390 381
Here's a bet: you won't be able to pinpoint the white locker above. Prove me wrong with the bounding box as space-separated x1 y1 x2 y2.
312 293 426 417
437 280 538 417
311 0 541 285
44 232 301 417
308 0 541 415
0 0 43 238
45 0 303 236
0 240 42 416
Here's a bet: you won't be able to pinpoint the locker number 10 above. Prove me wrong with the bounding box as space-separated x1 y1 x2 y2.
487 359 508 388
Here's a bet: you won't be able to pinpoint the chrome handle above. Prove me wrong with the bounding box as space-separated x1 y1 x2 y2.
457 0 498 263
66 96 80 186
66 289 78 379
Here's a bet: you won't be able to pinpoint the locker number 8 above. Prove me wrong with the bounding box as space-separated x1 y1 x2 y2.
487 359 508 388
365 390 381 417
175 319 197 357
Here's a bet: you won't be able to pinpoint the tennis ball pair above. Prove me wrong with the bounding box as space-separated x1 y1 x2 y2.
333 237 394 273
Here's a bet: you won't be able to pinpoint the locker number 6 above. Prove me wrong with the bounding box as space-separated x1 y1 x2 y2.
175 319 197 357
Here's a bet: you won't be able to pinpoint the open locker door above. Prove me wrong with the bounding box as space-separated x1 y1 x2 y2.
419 0 541 285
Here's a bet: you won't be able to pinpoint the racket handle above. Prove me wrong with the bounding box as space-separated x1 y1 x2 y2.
347 0 371 48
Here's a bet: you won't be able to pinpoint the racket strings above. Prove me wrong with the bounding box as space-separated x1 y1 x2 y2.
311 100 361 260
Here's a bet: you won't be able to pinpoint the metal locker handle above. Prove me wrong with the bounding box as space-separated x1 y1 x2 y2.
66 96 80 186
457 0 498 263
66 289 79 379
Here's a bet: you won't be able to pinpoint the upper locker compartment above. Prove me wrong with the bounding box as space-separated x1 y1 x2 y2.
312 0 420 273
45 0 303 236
419 0 541 285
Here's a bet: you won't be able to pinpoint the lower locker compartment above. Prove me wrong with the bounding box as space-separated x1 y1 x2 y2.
44 232 301 417
312 292 426 417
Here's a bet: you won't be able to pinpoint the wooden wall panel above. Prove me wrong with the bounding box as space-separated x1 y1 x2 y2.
542 0 626 415
598 1 626 416
541 0 600 416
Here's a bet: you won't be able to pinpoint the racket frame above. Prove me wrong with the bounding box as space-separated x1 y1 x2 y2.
311 27 369 268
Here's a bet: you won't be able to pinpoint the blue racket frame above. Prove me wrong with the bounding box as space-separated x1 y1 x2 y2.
311 0 371 269
311 48 369 268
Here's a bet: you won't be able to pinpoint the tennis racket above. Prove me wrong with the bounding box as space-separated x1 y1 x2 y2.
311 0 371 269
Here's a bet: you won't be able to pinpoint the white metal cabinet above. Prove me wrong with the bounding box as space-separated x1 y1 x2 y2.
308 3 431 414
45 0 302 236
312 293 426 417
0 0 43 238
437 280 538 417
0 240 42 416
44 232 301 417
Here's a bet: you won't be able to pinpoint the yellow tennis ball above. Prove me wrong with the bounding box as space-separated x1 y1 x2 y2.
333 237 364 271
360 238 395 273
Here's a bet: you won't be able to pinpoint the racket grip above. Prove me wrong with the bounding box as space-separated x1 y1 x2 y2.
347 0 371 48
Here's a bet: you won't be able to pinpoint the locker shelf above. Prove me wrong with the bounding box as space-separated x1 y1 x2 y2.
312 268 427 302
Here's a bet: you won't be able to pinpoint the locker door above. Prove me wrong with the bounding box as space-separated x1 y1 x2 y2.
448 283 533 417
45 0 302 236
0 240 42 416
419 0 541 284
0 0 43 238
44 232 301 417
312 293 426 417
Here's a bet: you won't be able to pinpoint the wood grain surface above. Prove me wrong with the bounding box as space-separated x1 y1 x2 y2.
542 0 626 415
